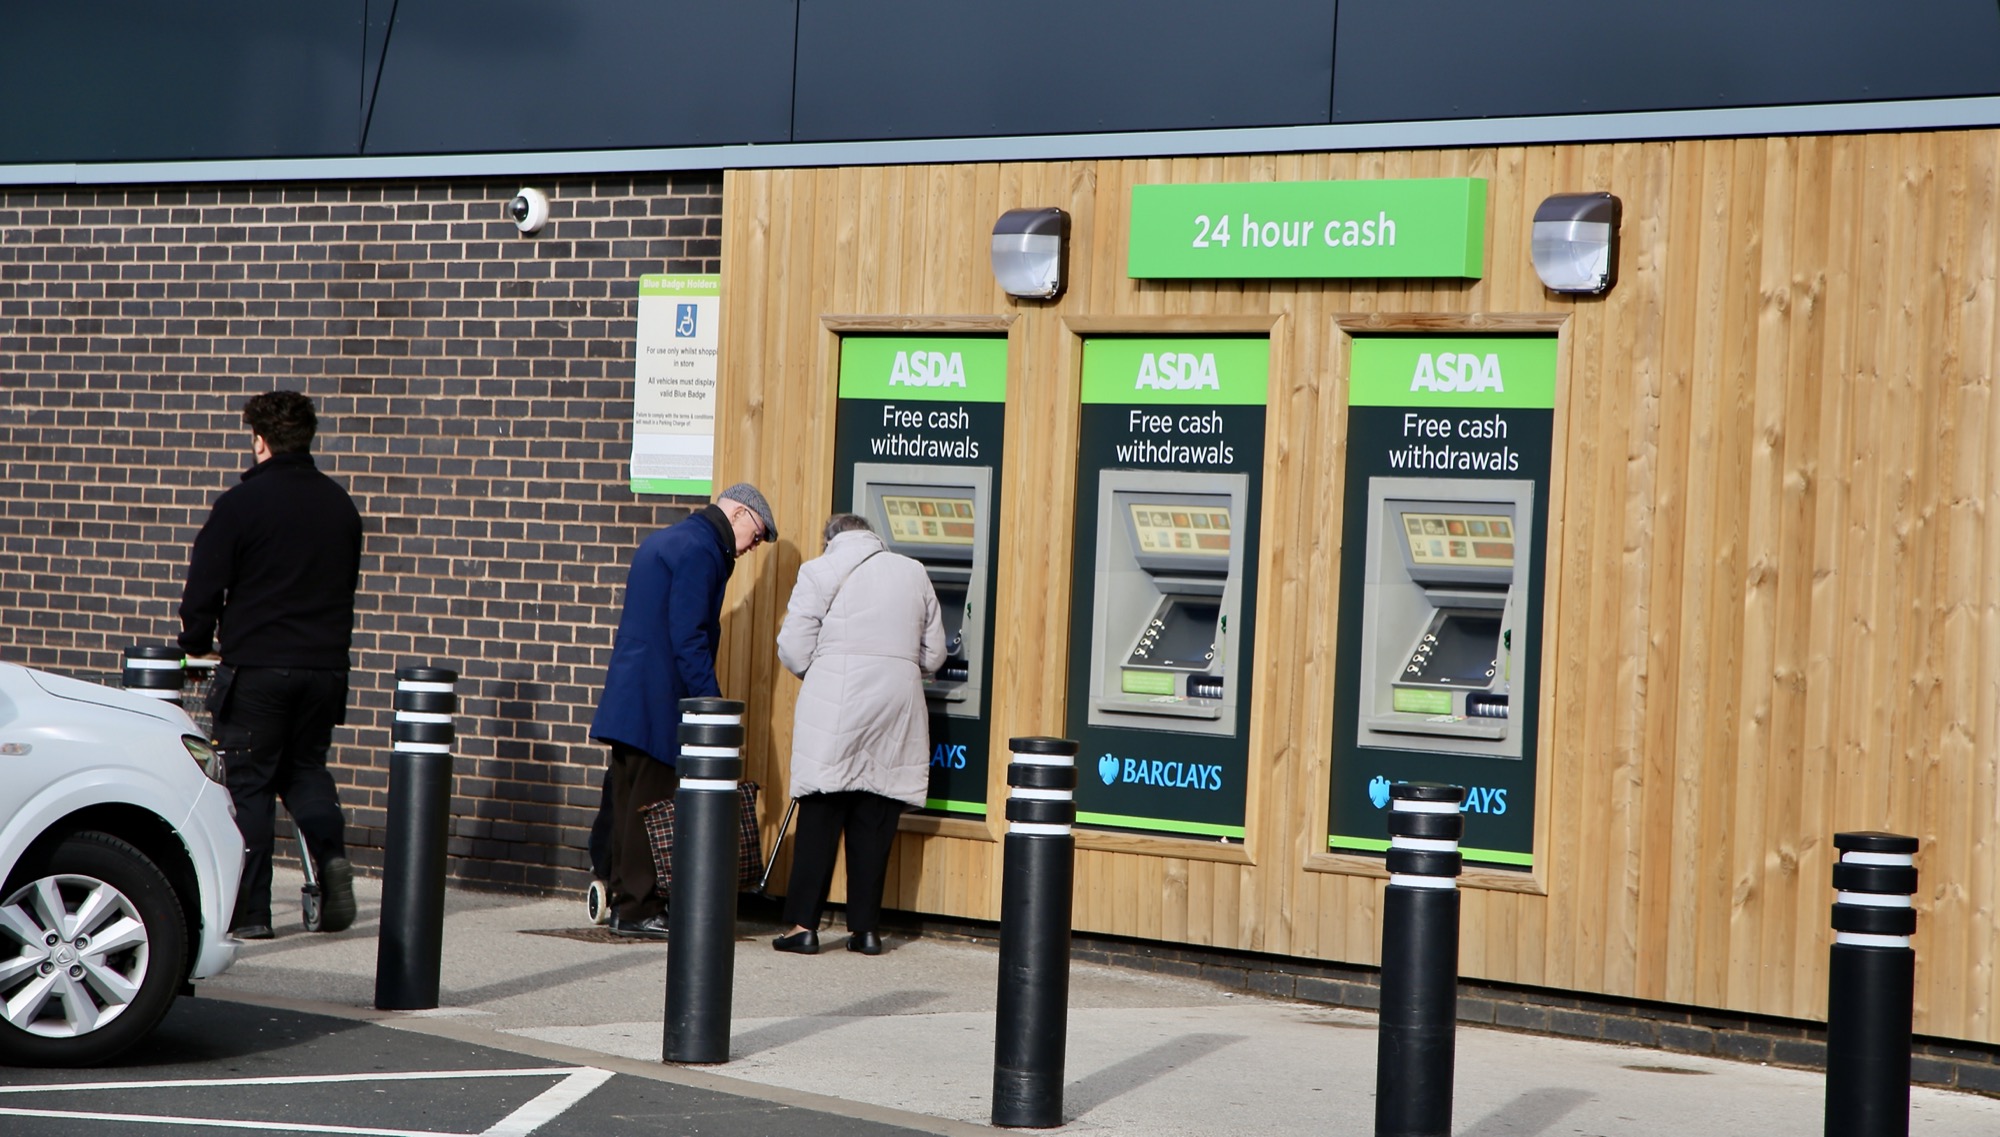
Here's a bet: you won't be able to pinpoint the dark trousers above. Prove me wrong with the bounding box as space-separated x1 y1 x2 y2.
215 666 349 928
607 744 679 922
782 790 904 934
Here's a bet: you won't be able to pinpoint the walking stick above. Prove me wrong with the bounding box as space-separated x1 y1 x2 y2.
754 798 797 897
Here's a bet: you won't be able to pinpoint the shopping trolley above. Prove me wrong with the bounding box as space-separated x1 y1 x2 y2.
181 658 331 932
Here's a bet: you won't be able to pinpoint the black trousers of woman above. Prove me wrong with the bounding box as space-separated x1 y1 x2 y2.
782 790 904 933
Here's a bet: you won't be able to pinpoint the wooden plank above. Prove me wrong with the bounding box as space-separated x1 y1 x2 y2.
711 136 2000 1044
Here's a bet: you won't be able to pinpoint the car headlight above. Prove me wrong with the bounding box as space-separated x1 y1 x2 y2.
182 734 226 784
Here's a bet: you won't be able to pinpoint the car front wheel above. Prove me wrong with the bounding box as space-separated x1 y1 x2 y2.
0 831 190 1066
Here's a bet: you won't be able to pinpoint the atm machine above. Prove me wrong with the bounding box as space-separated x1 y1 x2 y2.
1084 469 1249 738
1355 476 1534 759
851 461 991 717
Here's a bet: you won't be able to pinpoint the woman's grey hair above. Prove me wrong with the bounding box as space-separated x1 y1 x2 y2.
823 512 873 544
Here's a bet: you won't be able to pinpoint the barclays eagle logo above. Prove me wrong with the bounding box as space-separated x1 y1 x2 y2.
1098 753 1119 785
1368 776 1392 809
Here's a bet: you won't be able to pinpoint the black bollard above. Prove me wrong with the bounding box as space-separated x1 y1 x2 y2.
121 644 185 703
1825 831 1919 1137
991 736 1079 1129
1376 782 1466 1137
664 697 745 1064
374 666 459 1011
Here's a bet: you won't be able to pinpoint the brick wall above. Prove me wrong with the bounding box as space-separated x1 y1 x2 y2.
0 174 722 892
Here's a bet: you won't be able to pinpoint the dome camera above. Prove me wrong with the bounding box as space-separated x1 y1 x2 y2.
508 187 550 234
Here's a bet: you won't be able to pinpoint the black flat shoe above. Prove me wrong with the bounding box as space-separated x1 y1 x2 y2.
846 931 882 956
773 929 820 955
609 913 670 940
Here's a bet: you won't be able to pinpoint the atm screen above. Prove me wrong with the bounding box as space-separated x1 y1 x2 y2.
1402 512 1513 569
1130 503 1231 558
882 494 977 548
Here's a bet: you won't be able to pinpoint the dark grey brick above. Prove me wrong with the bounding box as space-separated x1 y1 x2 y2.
0 173 718 895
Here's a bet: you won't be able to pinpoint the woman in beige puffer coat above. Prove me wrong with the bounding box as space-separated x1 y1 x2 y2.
772 513 945 955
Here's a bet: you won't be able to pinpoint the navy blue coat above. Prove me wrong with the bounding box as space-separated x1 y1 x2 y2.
589 506 736 765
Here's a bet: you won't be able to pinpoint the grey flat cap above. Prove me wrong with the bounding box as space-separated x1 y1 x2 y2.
717 482 778 542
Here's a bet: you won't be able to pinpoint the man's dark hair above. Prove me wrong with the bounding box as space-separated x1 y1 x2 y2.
242 390 317 454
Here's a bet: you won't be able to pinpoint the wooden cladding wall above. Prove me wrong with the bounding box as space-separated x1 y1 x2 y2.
713 135 2000 1044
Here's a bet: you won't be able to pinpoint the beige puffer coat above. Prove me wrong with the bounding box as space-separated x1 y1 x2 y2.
777 529 946 807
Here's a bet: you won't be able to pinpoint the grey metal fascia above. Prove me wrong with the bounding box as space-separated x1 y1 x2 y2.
5 97 2000 187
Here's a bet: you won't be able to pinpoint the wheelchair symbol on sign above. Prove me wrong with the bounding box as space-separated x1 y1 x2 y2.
675 304 698 338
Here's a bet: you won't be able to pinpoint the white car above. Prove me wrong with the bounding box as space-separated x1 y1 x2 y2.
0 661 243 1066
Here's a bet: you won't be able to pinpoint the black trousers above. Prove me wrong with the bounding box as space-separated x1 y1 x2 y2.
215 666 349 928
782 790 904 934
607 744 680 922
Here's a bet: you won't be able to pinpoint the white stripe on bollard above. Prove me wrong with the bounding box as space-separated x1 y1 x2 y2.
1009 787 1074 801
678 778 738 792
680 745 739 759
1842 851 1915 867
1836 892 1914 908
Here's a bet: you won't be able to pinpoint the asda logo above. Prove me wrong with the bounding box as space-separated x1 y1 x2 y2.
1410 352 1504 394
1135 352 1220 391
888 350 968 388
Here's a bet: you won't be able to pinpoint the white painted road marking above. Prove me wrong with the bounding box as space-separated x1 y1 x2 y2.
482 1068 614 1136
0 1065 612 1136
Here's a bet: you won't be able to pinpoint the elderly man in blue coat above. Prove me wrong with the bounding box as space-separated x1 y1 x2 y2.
589 482 777 938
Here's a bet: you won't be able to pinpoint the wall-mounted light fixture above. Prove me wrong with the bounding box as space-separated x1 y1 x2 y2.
990 207 1069 300
1531 192 1620 295
508 187 550 235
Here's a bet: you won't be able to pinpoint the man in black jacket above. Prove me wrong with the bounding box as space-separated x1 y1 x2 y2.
179 390 364 940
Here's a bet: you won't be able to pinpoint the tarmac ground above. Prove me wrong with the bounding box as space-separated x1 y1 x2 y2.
12 867 1996 1137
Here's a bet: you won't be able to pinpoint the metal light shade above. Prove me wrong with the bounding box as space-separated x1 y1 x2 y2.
991 207 1069 299
1531 192 1620 294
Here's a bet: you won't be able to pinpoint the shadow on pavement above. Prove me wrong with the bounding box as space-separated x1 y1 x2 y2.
1063 1031 1247 1117
1458 1086 1595 1137
730 990 949 1058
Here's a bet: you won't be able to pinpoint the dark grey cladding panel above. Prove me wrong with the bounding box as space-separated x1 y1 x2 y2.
1332 0 2000 123
360 0 796 155
792 0 1337 142
0 3 362 164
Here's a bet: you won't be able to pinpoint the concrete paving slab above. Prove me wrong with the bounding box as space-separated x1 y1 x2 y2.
195 867 2000 1137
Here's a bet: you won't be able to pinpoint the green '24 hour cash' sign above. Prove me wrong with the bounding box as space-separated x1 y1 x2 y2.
1128 179 1487 280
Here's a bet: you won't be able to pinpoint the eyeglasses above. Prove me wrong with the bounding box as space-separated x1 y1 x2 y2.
735 504 767 548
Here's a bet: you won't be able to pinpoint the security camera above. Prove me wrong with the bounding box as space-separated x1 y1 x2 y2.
508 188 549 234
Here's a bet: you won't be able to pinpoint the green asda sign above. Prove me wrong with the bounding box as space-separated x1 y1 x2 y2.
1349 336 1557 409
839 337 1008 402
1128 179 1486 280
1081 338 1270 406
